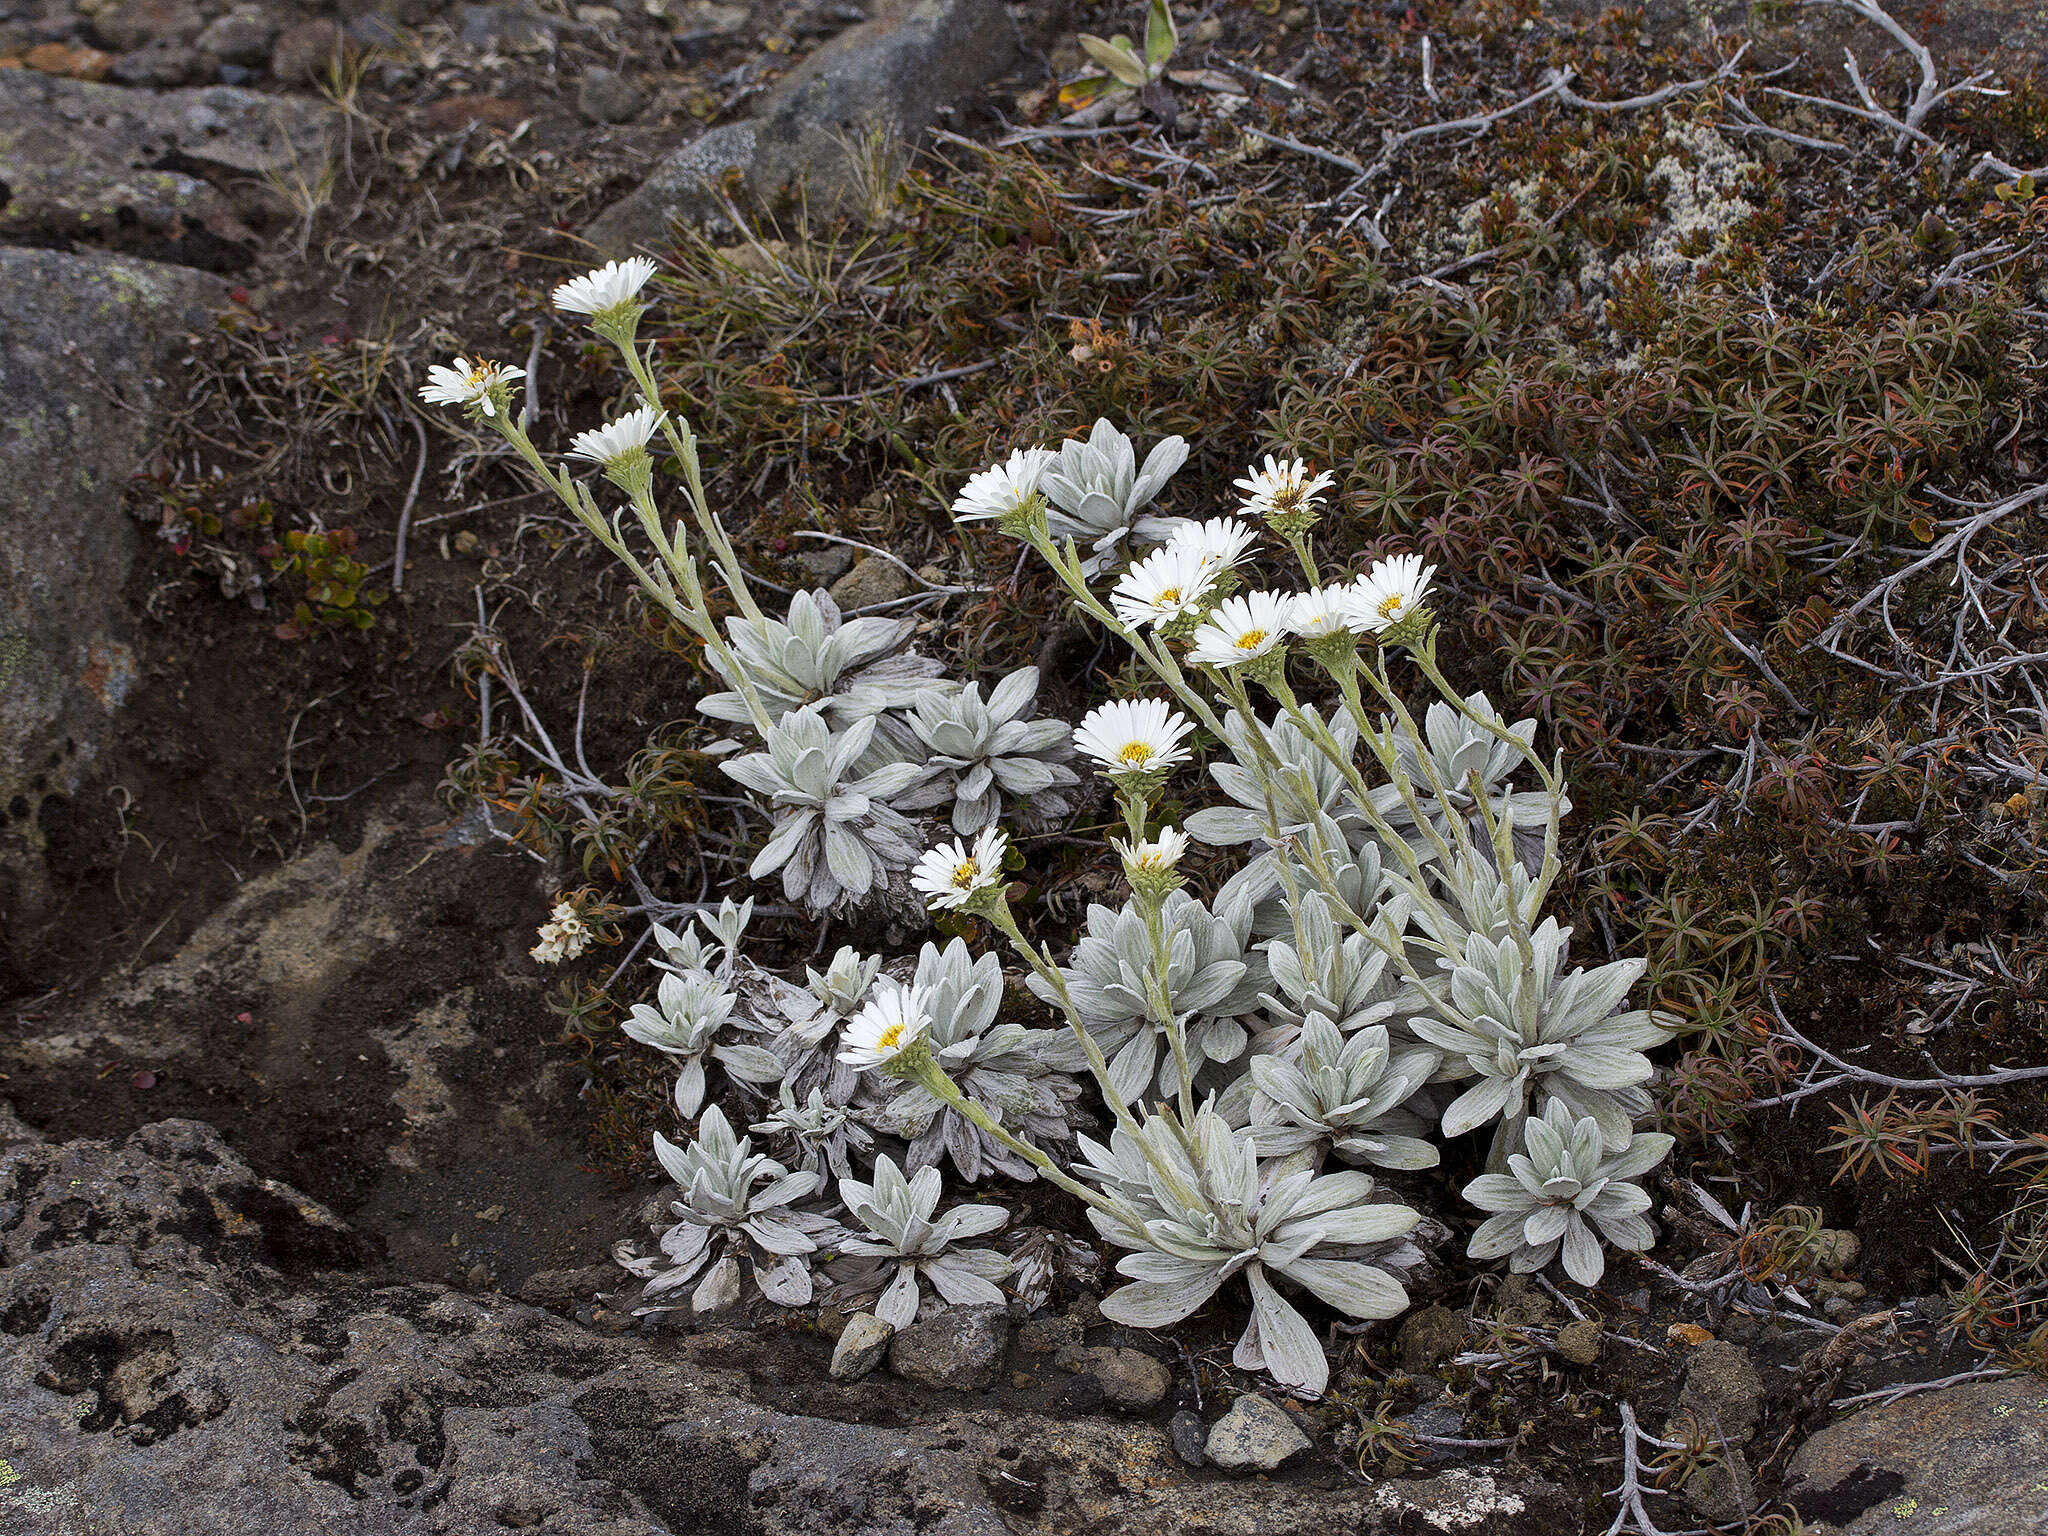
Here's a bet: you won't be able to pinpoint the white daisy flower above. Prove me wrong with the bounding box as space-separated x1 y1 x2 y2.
839 981 933 1069
910 827 1009 910
1345 553 1437 635
1073 698 1196 775
419 357 526 418
1166 516 1258 575
1290 583 1360 639
953 447 1057 523
1233 454 1337 522
1186 589 1293 668
1112 824 1188 874
553 257 659 316
1109 545 1214 631
567 405 665 467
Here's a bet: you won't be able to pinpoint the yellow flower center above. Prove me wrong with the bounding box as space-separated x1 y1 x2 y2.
876 1023 905 1052
1158 586 1181 604
1136 851 1165 869
1234 628 1268 651
1118 741 1154 765
950 859 980 890
1378 594 1406 620
464 363 494 388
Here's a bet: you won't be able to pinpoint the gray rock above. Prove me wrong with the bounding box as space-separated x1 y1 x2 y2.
1490 1273 1558 1326
585 120 760 250
89 0 199 51
1682 1445 1756 1526
268 16 349 81
828 554 913 610
456 3 556 49
517 1264 622 1311
585 0 1016 254
1205 1394 1311 1473
577 64 644 123
1784 1377 2048 1535
662 0 748 41
110 40 205 83
0 71 337 266
0 1119 1576 1536
889 1304 1007 1391
194 10 278 64
1015 1313 1081 1354
829 1312 895 1381
0 1099 46 1145
1170 1409 1206 1467
795 544 856 586
0 249 226 940
1809 1227 1860 1272
1087 1347 1172 1412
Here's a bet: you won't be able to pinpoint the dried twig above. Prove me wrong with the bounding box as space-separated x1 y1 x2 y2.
392 415 429 593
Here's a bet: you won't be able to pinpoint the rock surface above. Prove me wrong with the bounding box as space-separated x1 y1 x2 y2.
0 70 337 267
1676 1340 1767 1443
1204 1394 1312 1473
1 800 627 1284
1077 1347 1173 1412
586 0 1016 253
889 1303 1007 1391
1783 1377 2048 1535
0 1119 1573 1535
0 246 225 940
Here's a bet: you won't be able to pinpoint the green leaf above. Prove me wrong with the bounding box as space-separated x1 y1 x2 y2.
1144 0 1177 69
1077 32 1150 87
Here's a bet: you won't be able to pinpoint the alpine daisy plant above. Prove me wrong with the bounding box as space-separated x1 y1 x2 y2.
426 259 1685 1403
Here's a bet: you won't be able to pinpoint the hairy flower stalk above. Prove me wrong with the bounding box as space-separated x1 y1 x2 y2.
842 978 1134 1219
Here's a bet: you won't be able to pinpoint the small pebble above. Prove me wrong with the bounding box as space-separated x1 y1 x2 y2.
1205 1394 1311 1473
1170 1409 1207 1467
829 1312 894 1381
1554 1319 1604 1366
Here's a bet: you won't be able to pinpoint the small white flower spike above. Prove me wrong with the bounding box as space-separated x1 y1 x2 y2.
1345 553 1437 635
1233 455 1336 523
1289 584 1361 639
1111 825 1188 874
1166 515 1258 576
